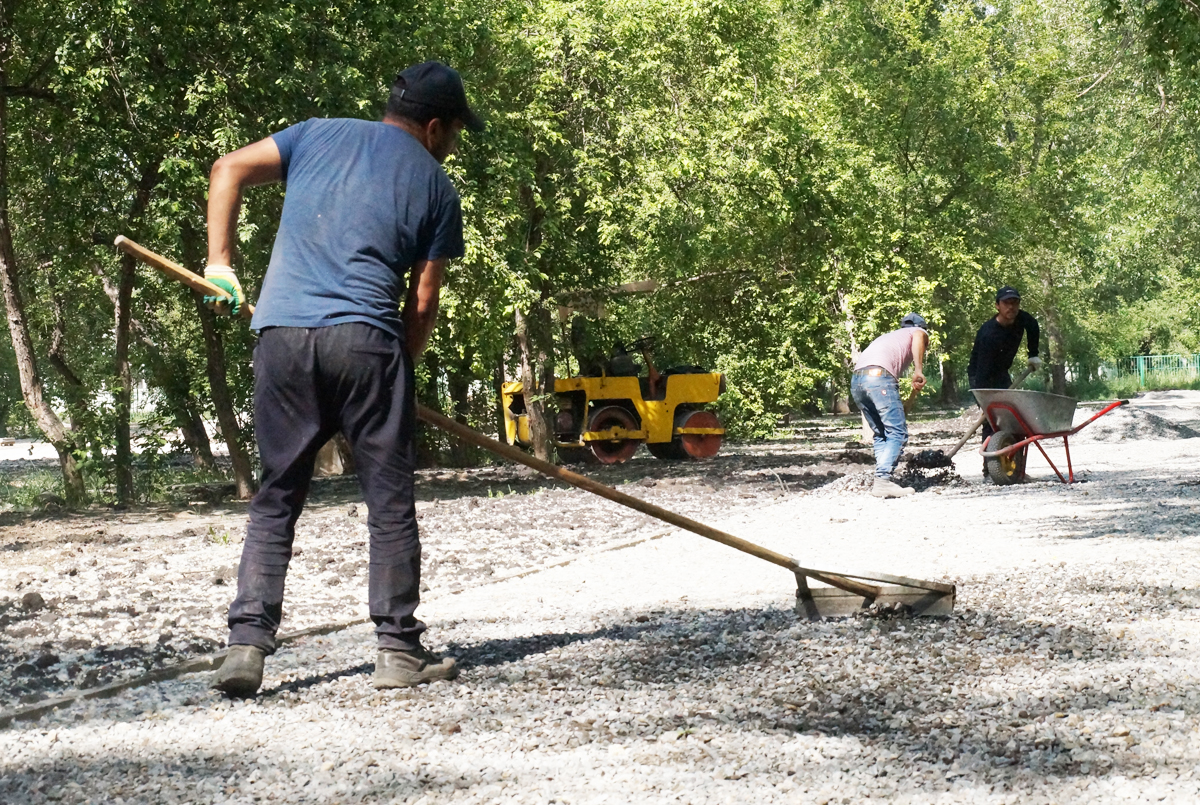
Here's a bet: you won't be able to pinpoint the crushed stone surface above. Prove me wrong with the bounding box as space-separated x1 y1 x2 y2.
2 395 1199 804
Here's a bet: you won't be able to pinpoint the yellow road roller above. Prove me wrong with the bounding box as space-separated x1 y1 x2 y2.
502 338 726 464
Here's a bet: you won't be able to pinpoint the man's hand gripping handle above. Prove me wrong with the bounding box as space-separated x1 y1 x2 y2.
114 236 255 319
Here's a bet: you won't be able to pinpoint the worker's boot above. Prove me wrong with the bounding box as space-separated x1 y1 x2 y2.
374 645 459 689
871 477 915 499
211 644 266 697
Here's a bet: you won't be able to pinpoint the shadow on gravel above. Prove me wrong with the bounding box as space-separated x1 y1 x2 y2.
446 624 657 670
0 753 440 804
4 582 1195 800
452 603 1188 787
400 448 860 503
253 627 660 698
259 662 374 697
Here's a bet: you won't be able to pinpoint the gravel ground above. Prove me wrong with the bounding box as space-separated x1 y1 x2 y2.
2 392 1199 803
0 438 870 709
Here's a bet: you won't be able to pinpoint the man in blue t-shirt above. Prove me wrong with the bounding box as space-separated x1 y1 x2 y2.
203 62 483 697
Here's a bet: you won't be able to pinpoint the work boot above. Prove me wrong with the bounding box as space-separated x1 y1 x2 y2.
211 644 266 697
871 477 915 499
374 645 459 689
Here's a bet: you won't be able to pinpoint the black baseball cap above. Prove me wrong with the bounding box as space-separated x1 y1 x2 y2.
900 312 928 330
995 285 1021 303
392 61 484 132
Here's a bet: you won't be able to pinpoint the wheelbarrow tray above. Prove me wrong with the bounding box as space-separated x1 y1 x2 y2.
972 390 1128 484
970 389 1078 436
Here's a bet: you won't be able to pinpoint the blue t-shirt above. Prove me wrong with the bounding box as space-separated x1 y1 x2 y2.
250 118 464 337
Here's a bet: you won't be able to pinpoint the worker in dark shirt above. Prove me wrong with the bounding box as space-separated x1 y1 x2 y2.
968 285 1042 442
205 62 482 697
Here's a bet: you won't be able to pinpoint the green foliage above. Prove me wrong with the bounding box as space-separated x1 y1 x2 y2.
0 468 64 512
3 0 1200 485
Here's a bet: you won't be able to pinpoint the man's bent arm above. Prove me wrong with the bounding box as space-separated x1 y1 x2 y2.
911 329 927 390
1021 310 1041 358
403 258 448 358
207 137 284 266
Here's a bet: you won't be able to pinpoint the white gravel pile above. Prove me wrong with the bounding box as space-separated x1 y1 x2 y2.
1074 392 1200 444
2 425 1199 803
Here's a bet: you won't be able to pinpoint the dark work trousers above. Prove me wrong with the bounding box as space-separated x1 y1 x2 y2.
227 323 423 654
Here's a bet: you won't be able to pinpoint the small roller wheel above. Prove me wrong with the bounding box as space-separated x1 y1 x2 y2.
985 430 1027 485
678 409 723 459
586 405 641 464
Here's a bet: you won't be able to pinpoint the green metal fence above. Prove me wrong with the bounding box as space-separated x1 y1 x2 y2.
1090 354 1200 386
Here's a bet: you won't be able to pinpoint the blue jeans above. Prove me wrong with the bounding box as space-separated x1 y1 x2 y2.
851 371 908 479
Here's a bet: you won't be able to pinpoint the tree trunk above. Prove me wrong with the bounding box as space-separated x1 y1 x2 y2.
514 304 553 462
415 349 443 467
939 357 958 404
193 296 257 498
830 284 857 414
0 57 86 503
514 170 556 462
93 265 217 470
46 280 93 437
492 355 507 443
180 218 256 496
112 161 162 505
446 347 476 467
152 352 216 470
1039 266 1068 395
177 397 217 469
113 251 135 505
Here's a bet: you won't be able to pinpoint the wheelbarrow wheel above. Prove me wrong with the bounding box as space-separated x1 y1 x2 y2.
985 430 1027 485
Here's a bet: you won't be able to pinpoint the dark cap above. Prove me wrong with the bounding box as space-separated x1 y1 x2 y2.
393 62 484 132
900 312 928 330
995 285 1021 303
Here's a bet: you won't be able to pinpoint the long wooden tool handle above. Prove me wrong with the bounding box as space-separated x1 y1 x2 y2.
415 405 880 599
114 235 255 319
116 234 880 600
945 366 1033 459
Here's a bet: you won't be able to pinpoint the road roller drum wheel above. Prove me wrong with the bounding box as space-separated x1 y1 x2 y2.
678 409 723 459
985 430 1027 485
649 408 723 461
586 405 642 464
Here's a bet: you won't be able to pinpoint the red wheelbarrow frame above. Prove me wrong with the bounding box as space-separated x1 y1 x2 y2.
979 399 1128 483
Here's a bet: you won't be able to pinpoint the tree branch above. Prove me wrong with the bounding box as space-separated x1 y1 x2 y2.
0 85 56 101
1076 64 1116 98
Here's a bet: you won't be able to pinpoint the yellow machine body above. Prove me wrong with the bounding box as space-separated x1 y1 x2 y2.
501 381 532 446
502 372 724 448
555 374 723 445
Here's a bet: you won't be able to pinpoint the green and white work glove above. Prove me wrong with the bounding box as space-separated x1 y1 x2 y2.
203 265 244 317
1027 356 1043 370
